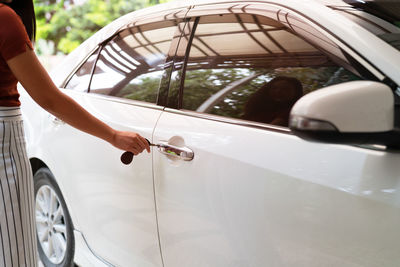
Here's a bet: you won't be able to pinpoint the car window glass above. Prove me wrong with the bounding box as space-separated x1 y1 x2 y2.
90 21 178 103
64 47 99 92
181 13 362 127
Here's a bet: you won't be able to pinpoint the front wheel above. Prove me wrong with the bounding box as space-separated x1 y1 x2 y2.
34 167 75 267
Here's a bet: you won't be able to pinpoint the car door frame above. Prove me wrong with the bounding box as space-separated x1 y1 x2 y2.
151 2 400 266
41 6 194 266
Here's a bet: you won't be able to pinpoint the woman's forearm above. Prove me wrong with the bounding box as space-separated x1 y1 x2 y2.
44 90 116 143
7 47 149 154
8 49 115 143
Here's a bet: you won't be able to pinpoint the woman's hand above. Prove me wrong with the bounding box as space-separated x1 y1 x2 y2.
111 130 150 155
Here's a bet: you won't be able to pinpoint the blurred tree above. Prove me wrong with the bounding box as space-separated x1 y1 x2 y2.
34 0 174 55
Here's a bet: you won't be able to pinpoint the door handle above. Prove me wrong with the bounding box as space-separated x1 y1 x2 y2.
157 141 194 161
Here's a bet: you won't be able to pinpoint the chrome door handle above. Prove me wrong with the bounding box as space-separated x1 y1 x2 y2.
157 141 194 161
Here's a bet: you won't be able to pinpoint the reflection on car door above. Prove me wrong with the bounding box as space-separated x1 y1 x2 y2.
54 18 187 266
52 96 162 266
153 109 400 267
153 4 400 267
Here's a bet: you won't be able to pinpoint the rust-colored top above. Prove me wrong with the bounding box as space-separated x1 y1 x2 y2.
0 4 33 106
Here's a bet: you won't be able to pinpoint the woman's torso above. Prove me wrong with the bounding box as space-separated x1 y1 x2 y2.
0 3 33 107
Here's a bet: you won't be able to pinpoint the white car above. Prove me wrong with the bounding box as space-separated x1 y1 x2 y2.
20 0 400 266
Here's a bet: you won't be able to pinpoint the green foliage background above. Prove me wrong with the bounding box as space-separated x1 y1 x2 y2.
34 0 174 55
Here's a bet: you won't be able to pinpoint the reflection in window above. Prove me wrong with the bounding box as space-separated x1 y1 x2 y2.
182 13 361 127
65 48 99 92
90 21 177 103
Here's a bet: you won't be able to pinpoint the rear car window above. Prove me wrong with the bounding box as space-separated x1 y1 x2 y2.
89 21 178 103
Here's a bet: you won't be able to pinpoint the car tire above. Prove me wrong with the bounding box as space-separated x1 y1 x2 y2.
34 167 75 267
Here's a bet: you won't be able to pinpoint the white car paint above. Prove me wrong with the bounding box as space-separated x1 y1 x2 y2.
73 230 109 267
20 0 400 266
153 109 400 267
22 90 163 266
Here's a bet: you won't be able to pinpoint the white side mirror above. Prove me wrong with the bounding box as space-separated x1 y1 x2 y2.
289 81 398 146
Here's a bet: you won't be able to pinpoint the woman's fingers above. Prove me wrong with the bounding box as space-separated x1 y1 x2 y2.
137 136 151 153
113 131 150 155
129 137 146 155
131 148 141 156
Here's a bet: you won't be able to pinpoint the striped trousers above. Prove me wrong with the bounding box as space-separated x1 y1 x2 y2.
0 107 37 267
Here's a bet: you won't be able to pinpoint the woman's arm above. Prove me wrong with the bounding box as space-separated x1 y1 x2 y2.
7 47 150 155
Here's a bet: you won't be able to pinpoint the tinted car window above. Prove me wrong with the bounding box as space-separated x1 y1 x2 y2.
181 13 362 127
65 47 100 92
90 21 178 103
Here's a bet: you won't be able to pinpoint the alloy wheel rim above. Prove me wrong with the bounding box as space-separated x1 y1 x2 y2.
35 185 67 264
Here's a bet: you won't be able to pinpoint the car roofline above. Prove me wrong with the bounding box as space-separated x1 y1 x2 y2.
51 0 400 87
51 0 331 86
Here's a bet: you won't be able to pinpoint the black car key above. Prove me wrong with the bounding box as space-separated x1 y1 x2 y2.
121 139 157 165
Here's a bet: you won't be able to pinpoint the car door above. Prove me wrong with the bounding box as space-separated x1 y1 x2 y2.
44 15 188 266
152 2 400 267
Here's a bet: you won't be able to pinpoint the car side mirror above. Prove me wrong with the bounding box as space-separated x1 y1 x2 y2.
289 81 400 147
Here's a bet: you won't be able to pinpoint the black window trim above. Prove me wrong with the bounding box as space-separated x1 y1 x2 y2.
177 17 200 109
158 18 191 107
62 45 101 89
87 44 103 93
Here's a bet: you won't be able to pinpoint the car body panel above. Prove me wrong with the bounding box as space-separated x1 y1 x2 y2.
73 230 110 267
22 90 163 266
153 109 400 267
57 94 163 266
151 1 400 266
19 0 400 266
